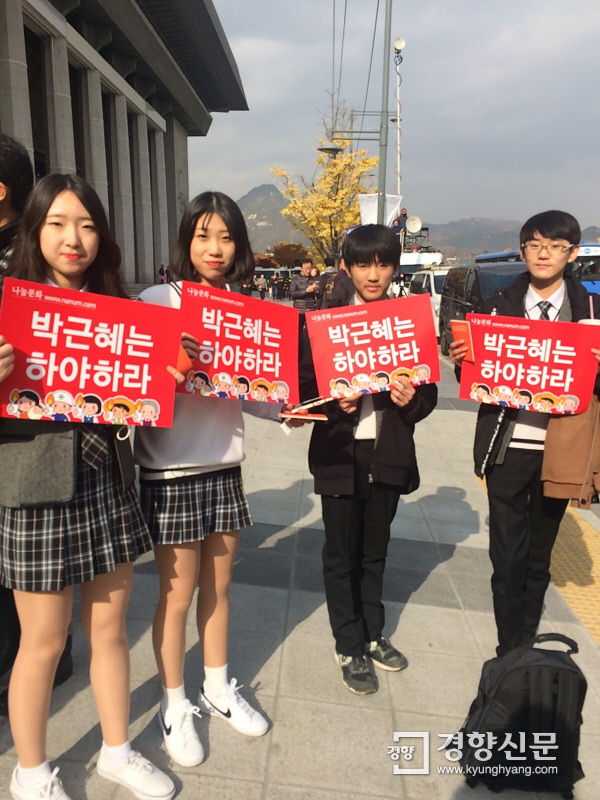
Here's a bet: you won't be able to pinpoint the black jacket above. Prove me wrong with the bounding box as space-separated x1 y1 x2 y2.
466 271 600 477
299 295 437 495
290 274 320 313
0 218 20 271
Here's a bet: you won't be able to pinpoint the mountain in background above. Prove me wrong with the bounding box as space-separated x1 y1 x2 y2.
237 184 308 252
237 185 600 259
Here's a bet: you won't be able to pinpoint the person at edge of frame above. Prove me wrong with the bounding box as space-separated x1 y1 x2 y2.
450 209 600 656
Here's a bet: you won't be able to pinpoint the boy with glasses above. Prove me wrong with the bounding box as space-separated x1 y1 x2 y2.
450 209 600 655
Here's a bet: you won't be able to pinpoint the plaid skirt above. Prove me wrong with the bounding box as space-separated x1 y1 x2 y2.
0 449 152 592
140 466 252 545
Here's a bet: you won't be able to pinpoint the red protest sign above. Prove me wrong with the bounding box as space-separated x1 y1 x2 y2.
305 294 440 397
0 278 181 427
176 282 300 403
459 314 599 414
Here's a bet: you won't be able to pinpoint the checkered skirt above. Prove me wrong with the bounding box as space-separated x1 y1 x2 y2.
0 449 152 592
140 467 252 545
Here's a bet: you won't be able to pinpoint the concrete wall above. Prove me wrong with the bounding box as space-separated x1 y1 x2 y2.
0 0 196 285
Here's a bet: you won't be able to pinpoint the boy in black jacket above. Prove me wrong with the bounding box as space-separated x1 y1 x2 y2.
450 210 600 656
299 225 437 694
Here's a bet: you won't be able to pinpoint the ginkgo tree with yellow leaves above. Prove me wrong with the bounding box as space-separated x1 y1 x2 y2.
270 139 378 264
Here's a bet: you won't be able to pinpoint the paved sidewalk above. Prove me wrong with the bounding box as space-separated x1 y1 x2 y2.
1 357 599 799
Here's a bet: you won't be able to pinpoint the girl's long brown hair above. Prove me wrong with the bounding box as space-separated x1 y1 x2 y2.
5 174 128 298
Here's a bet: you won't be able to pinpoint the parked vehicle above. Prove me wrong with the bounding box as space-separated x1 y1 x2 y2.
407 266 449 337
475 244 600 294
438 263 527 355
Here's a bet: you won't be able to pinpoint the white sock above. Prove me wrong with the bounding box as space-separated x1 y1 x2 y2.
203 664 228 699
101 740 132 769
16 762 51 789
161 684 186 711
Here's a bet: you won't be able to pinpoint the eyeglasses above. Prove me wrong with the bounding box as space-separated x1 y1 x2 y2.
522 242 574 255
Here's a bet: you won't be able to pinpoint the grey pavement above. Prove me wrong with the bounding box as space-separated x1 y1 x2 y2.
1 356 600 799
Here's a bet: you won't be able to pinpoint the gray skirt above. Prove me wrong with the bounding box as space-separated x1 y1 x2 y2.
140 466 252 545
0 448 152 592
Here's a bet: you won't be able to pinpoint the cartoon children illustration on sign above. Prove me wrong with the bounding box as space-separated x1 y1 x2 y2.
352 373 372 394
272 380 290 403
251 379 273 401
103 396 136 424
391 367 414 387
212 372 233 398
7 389 44 420
372 372 390 392
329 378 353 398
233 375 250 399
559 395 580 415
413 364 431 385
43 390 74 421
469 383 493 403
533 392 561 413
73 393 103 423
133 399 161 427
186 370 213 396
493 386 513 407
514 389 533 410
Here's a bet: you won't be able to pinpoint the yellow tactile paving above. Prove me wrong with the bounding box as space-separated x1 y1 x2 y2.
475 475 600 646
551 507 600 646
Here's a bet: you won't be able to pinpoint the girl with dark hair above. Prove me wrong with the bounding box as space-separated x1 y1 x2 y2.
0 175 174 800
135 192 284 769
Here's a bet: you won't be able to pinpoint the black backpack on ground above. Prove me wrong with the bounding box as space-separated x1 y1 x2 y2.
459 633 586 798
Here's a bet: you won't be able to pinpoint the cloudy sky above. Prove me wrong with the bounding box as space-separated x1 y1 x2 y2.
189 0 600 228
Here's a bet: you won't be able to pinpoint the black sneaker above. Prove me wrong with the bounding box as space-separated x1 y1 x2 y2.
335 651 378 694
366 636 408 672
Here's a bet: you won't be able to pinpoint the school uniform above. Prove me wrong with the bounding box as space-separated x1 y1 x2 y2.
299 294 437 658
134 283 283 545
467 271 600 655
0 420 151 592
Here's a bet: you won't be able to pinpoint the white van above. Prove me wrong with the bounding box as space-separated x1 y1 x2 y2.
407 265 449 338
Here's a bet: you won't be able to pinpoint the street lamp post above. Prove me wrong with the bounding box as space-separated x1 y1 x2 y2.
393 37 405 198
376 0 394 225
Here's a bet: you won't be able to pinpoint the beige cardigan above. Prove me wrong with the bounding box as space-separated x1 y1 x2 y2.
542 394 600 508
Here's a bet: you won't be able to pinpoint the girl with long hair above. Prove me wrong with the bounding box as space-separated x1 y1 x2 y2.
135 191 284 768
0 174 175 800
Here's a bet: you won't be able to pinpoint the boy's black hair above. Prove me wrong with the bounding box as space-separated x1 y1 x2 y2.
517 389 533 402
0 133 34 216
375 371 389 380
519 210 581 246
18 389 40 403
237 376 250 390
342 224 401 268
171 191 255 284
193 371 210 384
82 394 102 409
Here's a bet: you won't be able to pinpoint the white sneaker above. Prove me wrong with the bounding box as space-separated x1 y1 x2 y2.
10 767 72 800
198 678 268 737
158 698 204 767
97 750 175 800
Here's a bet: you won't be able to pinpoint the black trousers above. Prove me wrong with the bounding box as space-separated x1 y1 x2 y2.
321 440 401 658
486 448 568 656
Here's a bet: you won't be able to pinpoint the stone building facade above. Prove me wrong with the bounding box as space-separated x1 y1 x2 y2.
0 0 247 283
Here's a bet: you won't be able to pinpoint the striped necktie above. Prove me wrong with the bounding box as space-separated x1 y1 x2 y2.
538 300 552 320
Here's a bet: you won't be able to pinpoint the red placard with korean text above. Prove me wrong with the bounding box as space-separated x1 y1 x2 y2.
176 282 300 403
305 294 440 397
459 314 599 414
0 278 181 427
